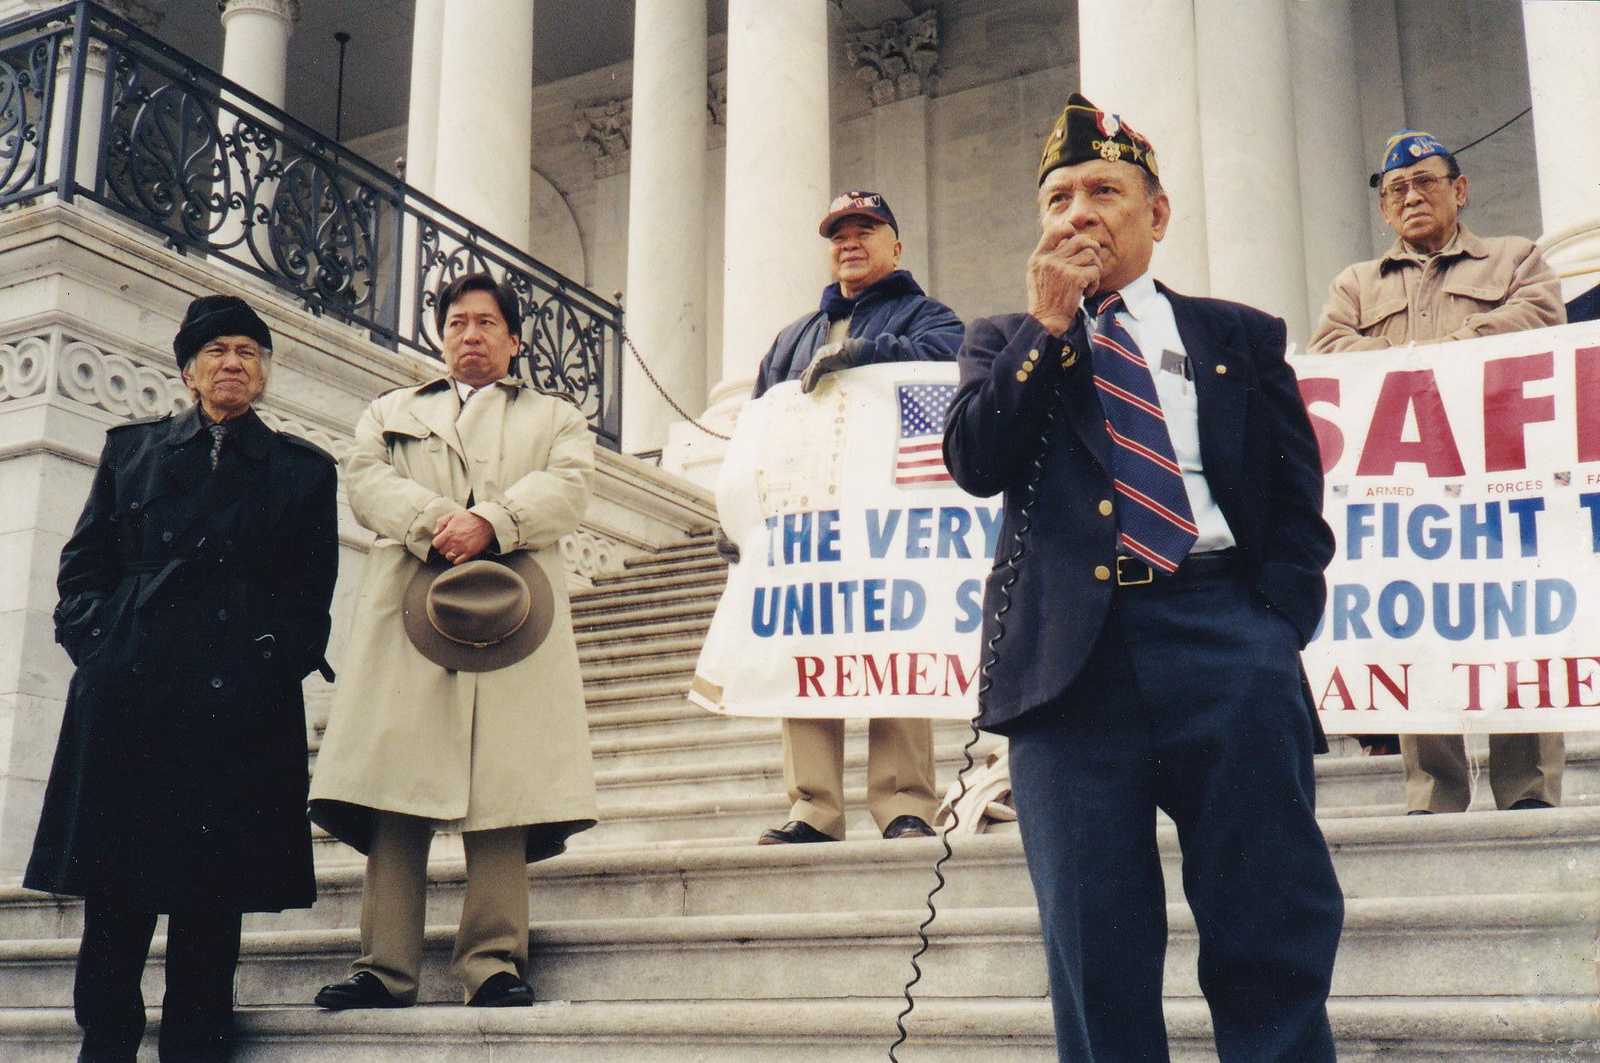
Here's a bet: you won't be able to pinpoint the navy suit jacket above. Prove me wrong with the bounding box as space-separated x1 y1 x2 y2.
943 284 1334 737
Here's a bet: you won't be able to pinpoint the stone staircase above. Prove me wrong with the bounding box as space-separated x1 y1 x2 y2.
2 530 1598 1060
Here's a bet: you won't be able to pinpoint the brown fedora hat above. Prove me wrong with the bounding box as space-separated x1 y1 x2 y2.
401 552 555 672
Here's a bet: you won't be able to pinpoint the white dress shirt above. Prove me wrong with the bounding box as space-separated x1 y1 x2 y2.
1093 271 1236 553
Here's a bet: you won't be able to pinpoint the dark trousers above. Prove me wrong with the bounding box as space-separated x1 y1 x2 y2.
75 897 243 1063
1004 574 1344 1062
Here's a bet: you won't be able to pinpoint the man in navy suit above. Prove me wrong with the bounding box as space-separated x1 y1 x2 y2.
943 94 1344 1062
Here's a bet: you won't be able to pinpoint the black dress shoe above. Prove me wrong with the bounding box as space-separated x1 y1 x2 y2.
1509 798 1553 810
757 820 838 845
468 971 535 1007
882 815 937 839
314 970 406 1010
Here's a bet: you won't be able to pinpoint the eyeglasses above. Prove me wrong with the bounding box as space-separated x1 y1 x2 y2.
1379 172 1451 204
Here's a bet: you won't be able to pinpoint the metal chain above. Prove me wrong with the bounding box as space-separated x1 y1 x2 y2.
621 331 731 441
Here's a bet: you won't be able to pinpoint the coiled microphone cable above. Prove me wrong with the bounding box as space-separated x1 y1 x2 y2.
888 385 1063 1060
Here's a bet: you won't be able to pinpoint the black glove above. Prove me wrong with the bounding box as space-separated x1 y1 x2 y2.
714 527 741 565
799 338 868 394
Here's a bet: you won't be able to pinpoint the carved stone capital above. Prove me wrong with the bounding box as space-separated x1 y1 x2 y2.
218 0 303 27
845 10 939 107
575 97 632 179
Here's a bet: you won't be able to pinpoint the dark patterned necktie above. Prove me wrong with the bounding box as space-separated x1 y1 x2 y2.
208 423 227 470
1087 290 1197 574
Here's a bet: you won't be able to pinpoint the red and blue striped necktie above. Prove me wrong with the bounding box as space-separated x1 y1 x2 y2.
1087 290 1198 574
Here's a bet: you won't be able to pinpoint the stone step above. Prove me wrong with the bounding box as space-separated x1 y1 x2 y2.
7 811 1599 959
599 556 727 582
570 601 717 634
583 678 702 706
590 736 1003 805
579 636 704 666
593 731 1600 809
2 893 1593 1012
573 570 727 601
3 997 1593 1062
586 715 985 770
574 617 711 649
621 538 717 564
582 660 697 690
571 584 724 616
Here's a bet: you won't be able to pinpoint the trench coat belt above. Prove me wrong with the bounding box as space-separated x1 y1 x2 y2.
116 560 337 682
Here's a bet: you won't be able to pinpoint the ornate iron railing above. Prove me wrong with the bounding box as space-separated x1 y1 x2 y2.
0 1 622 447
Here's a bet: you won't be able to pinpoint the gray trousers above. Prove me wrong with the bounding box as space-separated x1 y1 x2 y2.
352 811 529 1003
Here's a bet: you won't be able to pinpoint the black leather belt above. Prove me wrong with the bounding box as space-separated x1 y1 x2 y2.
1116 549 1238 587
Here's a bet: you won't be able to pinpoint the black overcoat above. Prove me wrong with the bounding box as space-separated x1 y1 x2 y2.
25 406 338 913
942 285 1335 743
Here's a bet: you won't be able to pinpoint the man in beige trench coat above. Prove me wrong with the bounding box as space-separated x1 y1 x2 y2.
309 272 597 1009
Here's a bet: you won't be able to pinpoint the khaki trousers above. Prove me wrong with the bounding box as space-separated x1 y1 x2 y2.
353 811 529 1003
1401 733 1564 812
782 716 938 839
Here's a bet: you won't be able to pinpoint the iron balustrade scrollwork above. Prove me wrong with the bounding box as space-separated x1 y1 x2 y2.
0 1 621 448
0 15 63 208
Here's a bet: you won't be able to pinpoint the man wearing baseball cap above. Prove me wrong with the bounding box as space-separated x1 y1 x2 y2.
1309 130 1567 815
726 191 963 845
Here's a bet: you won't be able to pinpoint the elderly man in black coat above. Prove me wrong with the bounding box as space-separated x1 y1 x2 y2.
943 95 1343 1061
25 295 339 1062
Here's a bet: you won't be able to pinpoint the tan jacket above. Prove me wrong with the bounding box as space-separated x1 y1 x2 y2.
1308 225 1565 353
309 376 598 862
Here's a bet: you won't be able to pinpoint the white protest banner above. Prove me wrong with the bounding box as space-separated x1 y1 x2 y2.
1291 319 1600 734
690 362 994 719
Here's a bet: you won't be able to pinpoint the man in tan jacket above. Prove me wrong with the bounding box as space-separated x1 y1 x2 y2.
1309 130 1566 815
310 273 597 1008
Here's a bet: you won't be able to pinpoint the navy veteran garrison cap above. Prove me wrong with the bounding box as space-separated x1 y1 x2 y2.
1369 129 1451 187
1038 92 1159 185
173 295 272 370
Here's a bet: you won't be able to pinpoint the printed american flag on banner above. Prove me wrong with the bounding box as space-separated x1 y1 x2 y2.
895 381 957 486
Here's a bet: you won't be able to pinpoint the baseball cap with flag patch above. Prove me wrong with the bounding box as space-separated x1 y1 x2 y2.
818 191 899 237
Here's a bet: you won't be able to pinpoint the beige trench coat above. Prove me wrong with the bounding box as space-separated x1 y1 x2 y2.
309 376 597 863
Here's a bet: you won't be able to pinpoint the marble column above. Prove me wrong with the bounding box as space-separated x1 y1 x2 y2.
1077 0 1209 296
1352 0 1407 257
398 0 444 344
404 0 445 196
621 0 709 455
1523 0 1600 301
33 0 163 193
665 0 828 486
1195 0 1310 341
1287 0 1370 323
715 0 830 404
434 0 534 250
220 0 299 111
215 0 299 261
576 98 632 301
845 11 939 288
